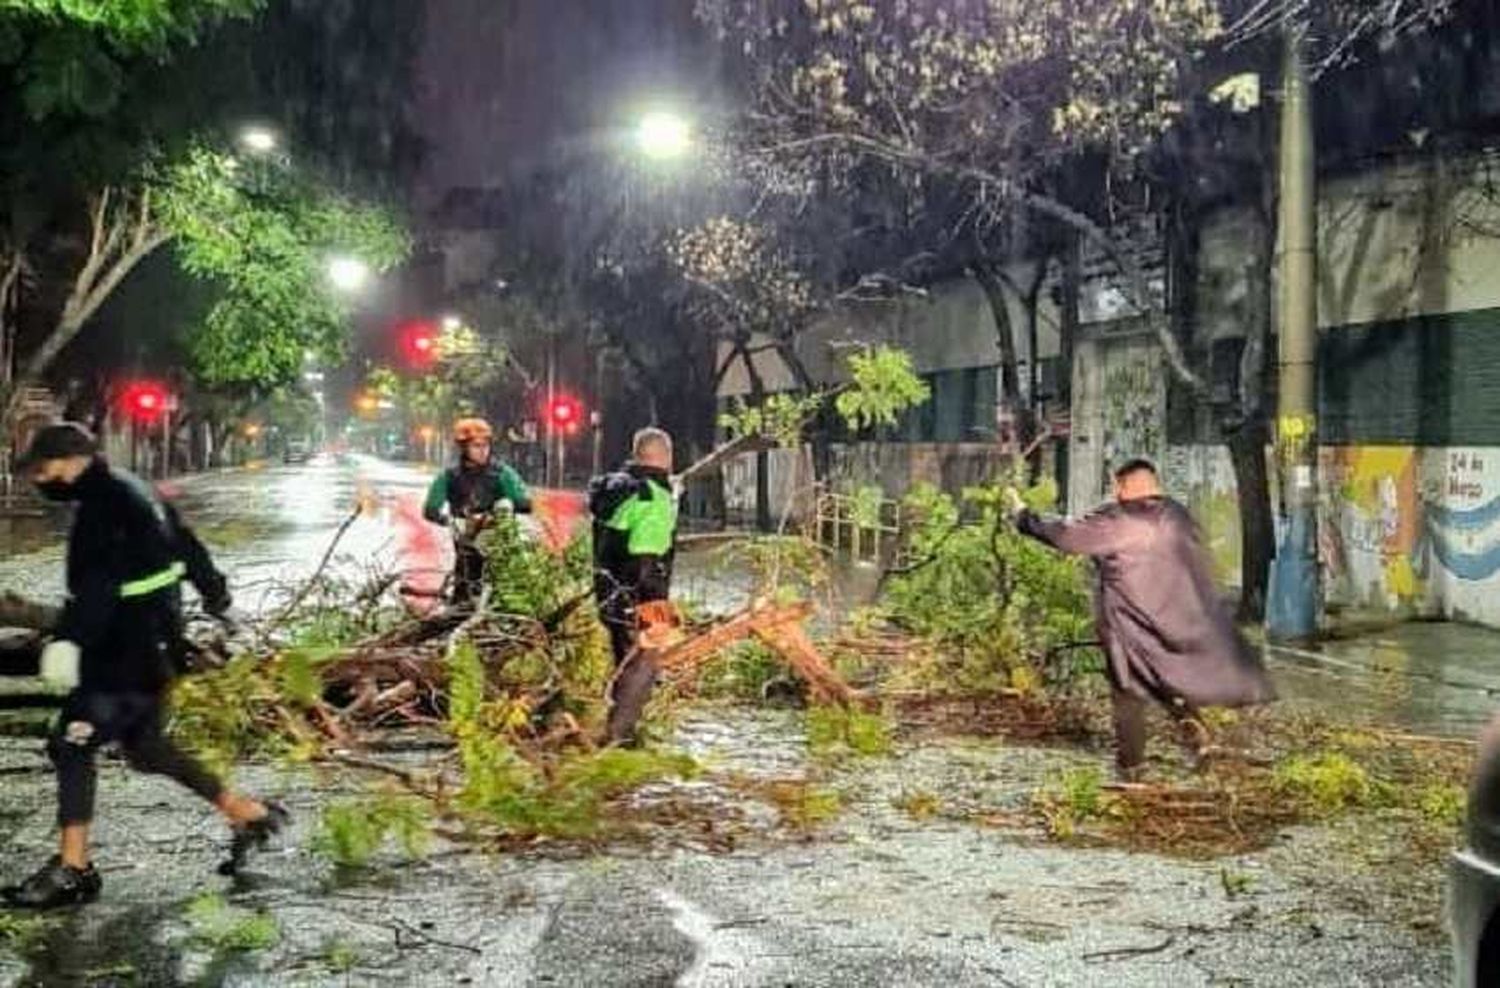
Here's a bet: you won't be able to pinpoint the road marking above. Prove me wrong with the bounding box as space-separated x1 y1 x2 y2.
656 887 753 987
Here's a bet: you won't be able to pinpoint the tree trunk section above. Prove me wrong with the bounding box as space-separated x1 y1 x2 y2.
973 263 1031 465
1227 416 1273 622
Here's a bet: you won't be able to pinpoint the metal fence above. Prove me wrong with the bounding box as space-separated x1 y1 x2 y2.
810 487 905 566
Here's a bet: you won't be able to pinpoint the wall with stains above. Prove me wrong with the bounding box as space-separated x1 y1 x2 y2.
1067 329 1167 512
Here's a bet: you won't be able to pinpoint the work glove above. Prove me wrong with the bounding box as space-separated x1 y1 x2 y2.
39 640 81 690
1001 486 1027 519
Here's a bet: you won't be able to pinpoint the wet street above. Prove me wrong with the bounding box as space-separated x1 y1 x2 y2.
2 455 1495 737
0 457 1490 985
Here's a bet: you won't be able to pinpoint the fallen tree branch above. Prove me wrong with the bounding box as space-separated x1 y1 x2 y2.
272 504 364 625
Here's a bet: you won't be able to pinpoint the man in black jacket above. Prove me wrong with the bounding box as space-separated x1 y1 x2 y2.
2 424 287 910
589 428 679 743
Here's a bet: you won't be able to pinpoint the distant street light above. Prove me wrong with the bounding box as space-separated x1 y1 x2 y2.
441 314 462 331
238 126 279 155
636 111 691 160
327 256 371 292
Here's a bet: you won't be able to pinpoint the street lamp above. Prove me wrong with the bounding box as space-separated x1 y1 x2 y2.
636 111 691 160
238 126 279 155
327 256 371 292
441 314 463 332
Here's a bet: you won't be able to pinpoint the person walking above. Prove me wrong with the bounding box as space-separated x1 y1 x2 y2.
2 424 286 909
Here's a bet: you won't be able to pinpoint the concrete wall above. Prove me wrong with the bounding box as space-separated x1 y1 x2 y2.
1066 328 1167 511
721 441 1014 524
1066 152 1500 627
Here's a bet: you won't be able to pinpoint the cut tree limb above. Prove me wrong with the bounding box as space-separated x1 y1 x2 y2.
651 601 859 706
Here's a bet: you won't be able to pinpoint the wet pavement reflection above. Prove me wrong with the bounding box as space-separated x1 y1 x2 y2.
0 454 1497 737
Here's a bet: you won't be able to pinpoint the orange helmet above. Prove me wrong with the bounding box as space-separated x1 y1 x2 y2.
452 418 493 444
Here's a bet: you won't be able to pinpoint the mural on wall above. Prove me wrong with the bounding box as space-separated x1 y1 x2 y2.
1425 450 1500 582
1098 350 1165 500
1319 447 1426 610
1318 445 1500 624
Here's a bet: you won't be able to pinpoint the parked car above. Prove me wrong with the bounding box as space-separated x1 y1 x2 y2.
283 439 312 464
1450 715 1500 985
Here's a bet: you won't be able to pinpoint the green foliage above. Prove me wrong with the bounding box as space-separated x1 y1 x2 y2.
766 782 843 831
1415 782 1467 830
882 482 1100 694
322 938 360 973
163 146 410 388
835 346 930 432
167 655 281 776
1274 753 1377 816
453 731 700 839
718 391 824 447
847 484 883 529
0 912 56 954
184 893 279 953
718 345 928 447
275 649 325 708
712 535 829 603
447 640 486 728
479 515 585 617
313 796 431 869
1032 765 1121 839
805 704 893 758
1220 868 1256 898
697 640 785 701
446 635 697 839
1 0 261 120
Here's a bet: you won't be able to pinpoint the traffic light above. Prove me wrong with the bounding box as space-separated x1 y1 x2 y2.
121 381 169 422
398 321 439 369
548 395 583 433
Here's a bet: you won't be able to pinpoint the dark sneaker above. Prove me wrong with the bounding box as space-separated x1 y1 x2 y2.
2 856 101 909
218 802 290 876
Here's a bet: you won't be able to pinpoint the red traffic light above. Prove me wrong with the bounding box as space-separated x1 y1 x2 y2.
121 381 170 421
548 395 582 428
398 321 439 368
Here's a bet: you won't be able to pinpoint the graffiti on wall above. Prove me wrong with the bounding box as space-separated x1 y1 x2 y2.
1099 351 1165 499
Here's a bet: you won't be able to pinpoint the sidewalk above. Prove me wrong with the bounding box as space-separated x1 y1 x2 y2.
1266 619 1500 737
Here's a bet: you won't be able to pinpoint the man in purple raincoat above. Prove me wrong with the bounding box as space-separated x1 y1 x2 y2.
1008 458 1275 782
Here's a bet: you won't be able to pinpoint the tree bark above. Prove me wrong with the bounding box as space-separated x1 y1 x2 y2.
1226 415 1273 620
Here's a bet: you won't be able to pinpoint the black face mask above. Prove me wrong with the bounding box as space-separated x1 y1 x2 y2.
34 479 77 502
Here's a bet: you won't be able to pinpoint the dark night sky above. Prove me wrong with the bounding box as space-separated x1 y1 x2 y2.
413 0 718 216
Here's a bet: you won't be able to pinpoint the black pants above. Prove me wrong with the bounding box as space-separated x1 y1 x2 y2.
48 691 223 827
452 542 486 605
1111 690 1203 774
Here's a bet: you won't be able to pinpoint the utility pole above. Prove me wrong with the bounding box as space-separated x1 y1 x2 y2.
1266 20 1321 642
